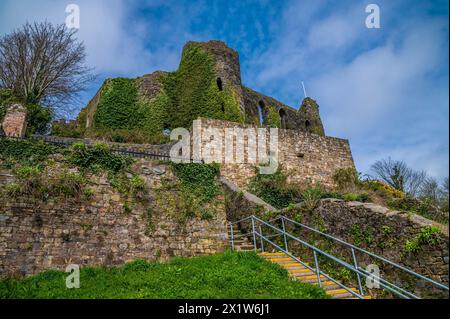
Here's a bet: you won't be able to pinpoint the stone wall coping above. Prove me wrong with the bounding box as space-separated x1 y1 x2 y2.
220 176 278 212
318 198 449 237
7 103 27 112
196 117 350 142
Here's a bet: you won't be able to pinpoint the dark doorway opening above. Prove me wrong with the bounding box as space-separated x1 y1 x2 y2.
217 77 223 91
279 108 287 128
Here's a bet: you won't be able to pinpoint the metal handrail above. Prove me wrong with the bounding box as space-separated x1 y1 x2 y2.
252 215 418 299
277 215 449 291
253 229 364 299
228 215 449 299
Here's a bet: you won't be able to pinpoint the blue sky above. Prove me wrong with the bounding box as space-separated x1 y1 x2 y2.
0 0 448 179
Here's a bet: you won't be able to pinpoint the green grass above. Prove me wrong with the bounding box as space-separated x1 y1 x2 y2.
0 251 328 299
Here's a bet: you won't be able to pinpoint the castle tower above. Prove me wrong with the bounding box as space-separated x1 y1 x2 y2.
297 97 325 136
182 41 246 116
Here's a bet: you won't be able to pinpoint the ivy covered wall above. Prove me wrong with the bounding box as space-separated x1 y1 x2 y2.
73 40 325 144
79 42 243 144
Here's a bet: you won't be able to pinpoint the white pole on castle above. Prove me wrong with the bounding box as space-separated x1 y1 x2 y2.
301 81 308 98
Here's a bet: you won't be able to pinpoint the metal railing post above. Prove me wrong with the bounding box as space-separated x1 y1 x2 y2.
281 217 289 252
230 223 235 251
259 225 264 252
251 217 257 252
351 247 364 295
313 250 322 288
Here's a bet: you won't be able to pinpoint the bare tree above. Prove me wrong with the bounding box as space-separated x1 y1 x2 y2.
0 22 93 111
371 158 427 196
420 177 440 202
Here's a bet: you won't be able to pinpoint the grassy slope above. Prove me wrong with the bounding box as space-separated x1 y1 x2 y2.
0 251 328 299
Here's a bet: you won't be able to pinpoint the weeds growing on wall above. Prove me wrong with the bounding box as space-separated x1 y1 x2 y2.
66 142 133 173
248 168 301 209
166 162 222 222
403 226 442 255
171 162 221 202
266 105 281 128
0 139 62 167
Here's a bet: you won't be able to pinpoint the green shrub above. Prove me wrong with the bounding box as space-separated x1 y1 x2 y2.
0 89 19 123
171 162 221 202
267 105 281 128
301 186 324 211
248 168 301 209
343 193 358 202
169 163 221 221
333 168 360 191
0 139 62 165
388 196 446 224
200 210 214 220
51 122 84 138
131 175 145 190
53 171 85 197
66 142 132 173
130 175 147 200
14 165 43 197
349 224 374 246
5 183 20 197
362 179 405 198
403 226 441 255
83 187 95 199
15 165 41 179
25 104 52 135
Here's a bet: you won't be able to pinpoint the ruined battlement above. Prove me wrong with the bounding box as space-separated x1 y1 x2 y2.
80 40 326 138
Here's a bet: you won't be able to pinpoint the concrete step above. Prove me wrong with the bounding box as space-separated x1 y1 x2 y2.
259 252 286 257
288 268 312 274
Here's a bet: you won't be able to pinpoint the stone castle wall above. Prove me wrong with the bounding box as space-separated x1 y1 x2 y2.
0 160 229 277
33 117 355 189
193 118 355 188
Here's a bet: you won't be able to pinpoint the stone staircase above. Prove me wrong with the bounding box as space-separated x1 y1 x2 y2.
228 226 256 252
259 252 371 299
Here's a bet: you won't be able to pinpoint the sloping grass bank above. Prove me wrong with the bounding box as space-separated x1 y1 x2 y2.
0 251 328 299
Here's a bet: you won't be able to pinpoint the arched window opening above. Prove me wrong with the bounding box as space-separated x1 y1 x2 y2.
217 77 223 91
258 101 265 128
305 120 311 128
279 108 287 129
163 126 171 137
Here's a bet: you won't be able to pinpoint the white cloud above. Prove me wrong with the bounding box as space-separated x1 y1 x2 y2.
0 0 184 77
245 0 448 178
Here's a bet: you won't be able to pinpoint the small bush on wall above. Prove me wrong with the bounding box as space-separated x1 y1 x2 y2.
248 167 302 209
66 142 133 173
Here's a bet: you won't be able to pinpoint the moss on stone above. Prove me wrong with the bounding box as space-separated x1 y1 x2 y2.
266 105 281 128
82 42 243 144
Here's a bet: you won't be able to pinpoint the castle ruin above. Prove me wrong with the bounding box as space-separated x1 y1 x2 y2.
78 40 355 187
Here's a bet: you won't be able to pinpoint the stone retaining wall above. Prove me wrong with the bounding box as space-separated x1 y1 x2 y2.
0 160 228 277
222 178 449 298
